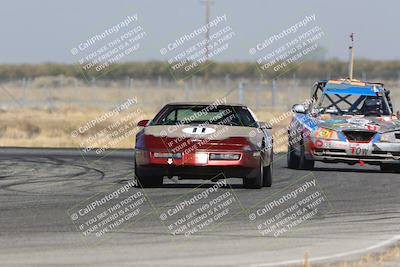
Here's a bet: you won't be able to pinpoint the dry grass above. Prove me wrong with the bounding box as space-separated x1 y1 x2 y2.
0 107 290 151
6 77 397 150
299 243 400 267
0 107 149 148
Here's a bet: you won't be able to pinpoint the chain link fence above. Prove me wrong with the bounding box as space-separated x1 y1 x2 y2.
5 75 399 112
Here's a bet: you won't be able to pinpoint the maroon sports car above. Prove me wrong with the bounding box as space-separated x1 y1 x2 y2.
134 102 273 189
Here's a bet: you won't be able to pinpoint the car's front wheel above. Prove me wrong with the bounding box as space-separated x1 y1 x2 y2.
287 141 300 169
298 140 315 170
380 163 400 173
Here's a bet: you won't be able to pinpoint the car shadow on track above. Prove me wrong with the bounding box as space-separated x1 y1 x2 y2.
312 166 381 173
137 181 244 189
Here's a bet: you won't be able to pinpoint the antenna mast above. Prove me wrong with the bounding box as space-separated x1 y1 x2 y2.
348 32 355 80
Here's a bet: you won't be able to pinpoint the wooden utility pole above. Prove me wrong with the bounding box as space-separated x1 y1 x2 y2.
200 0 214 84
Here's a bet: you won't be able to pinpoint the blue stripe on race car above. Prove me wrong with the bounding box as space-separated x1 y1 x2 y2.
338 132 347 142
324 83 378 96
371 133 380 144
295 114 318 131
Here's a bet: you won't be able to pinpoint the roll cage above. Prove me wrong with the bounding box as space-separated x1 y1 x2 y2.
309 80 394 115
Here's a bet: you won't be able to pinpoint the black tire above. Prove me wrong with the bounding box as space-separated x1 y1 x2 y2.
287 141 300 169
134 159 163 188
299 140 315 170
136 174 163 188
263 163 272 187
380 164 393 173
394 165 400 173
380 163 400 173
243 159 263 189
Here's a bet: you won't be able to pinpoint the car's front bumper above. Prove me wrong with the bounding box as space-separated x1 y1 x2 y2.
308 139 400 164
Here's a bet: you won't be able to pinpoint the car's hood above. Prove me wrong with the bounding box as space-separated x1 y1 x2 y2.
138 124 264 152
144 124 258 139
316 114 400 133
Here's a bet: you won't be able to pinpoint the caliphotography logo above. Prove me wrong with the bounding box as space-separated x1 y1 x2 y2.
2 1 400 267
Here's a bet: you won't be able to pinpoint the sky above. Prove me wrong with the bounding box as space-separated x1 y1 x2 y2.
1 0 399 64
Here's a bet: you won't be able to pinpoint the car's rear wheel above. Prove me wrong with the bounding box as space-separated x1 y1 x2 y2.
299 140 315 170
263 163 272 187
243 159 263 189
134 158 163 188
136 174 163 188
287 140 300 169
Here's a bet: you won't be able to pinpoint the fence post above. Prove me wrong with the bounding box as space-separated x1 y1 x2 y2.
398 71 400 88
293 73 298 106
238 82 244 104
125 76 129 89
46 85 54 111
192 75 196 91
60 75 64 89
157 75 162 89
72 78 79 106
91 77 96 108
271 79 276 109
255 78 261 109
21 77 27 107
225 74 231 90
184 81 189 101
362 71 366 81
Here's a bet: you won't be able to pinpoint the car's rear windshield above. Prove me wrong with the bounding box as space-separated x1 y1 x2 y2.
149 105 257 127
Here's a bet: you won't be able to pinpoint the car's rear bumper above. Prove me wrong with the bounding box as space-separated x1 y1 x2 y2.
135 149 262 179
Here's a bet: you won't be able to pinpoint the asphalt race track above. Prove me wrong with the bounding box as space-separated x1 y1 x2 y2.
0 148 399 267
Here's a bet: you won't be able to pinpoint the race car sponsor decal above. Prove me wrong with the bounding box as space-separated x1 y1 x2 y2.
350 144 369 156
378 117 392 122
315 128 333 139
346 118 370 126
315 139 324 148
295 114 318 131
325 119 347 124
366 124 380 132
328 123 348 128
314 139 345 149
333 142 348 149
319 114 332 120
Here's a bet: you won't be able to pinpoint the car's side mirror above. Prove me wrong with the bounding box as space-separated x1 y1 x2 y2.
292 104 306 114
137 119 149 127
259 122 272 129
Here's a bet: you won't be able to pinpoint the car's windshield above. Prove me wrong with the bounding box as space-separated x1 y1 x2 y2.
150 105 257 127
316 93 391 116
